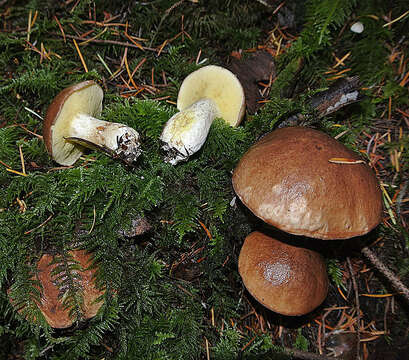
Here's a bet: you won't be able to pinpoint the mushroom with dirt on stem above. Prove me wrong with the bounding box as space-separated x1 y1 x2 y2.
43 80 142 166
160 65 245 165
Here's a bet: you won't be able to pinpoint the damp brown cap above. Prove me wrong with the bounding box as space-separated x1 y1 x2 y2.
238 231 328 316
43 81 103 166
10 249 105 329
232 127 383 240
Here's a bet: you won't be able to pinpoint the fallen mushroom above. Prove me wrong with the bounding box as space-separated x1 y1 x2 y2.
9 249 105 328
239 231 328 316
44 80 141 166
160 65 245 165
232 126 382 240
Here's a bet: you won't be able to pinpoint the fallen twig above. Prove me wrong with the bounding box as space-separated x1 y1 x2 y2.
361 246 409 304
50 33 163 53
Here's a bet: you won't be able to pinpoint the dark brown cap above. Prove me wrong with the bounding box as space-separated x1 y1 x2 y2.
232 127 382 239
238 231 328 316
43 81 103 166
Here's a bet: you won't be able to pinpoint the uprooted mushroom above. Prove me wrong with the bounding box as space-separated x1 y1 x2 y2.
43 80 141 166
160 65 246 165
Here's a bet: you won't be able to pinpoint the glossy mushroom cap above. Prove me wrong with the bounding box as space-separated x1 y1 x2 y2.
232 127 383 240
11 250 105 328
238 231 328 316
43 81 103 166
177 65 245 127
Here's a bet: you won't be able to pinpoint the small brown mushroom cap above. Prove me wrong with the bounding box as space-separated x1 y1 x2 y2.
232 127 382 240
43 81 103 166
10 249 105 328
238 231 328 316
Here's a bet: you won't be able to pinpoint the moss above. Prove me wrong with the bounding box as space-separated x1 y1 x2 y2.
0 0 408 358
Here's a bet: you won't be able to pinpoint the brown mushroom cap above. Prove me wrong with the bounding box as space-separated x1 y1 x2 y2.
232 127 382 240
43 81 103 166
238 231 328 316
10 249 105 328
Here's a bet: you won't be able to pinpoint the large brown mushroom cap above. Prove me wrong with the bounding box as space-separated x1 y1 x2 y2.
43 81 103 166
10 250 105 328
238 231 328 316
232 127 382 240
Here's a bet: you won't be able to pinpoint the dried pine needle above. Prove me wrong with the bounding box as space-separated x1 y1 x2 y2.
329 158 366 164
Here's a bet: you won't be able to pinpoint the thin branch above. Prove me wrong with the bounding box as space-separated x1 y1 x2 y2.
50 32 163 53
361 246 409 304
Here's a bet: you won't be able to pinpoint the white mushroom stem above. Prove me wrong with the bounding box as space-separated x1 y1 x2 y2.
160 98 218 165
66 113 141 165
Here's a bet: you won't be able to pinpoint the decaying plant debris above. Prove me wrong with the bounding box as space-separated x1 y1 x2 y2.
0 1 408 359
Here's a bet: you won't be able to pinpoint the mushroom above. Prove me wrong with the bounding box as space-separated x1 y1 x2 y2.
160 65 245 165
232 126 382 240
44 80 141 166
239 231 328 316
9 250 105 328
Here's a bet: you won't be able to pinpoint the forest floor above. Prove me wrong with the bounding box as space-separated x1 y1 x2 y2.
1 1 409 359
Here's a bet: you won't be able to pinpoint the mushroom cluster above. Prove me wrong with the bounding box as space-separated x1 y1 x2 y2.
160 65 245 164
233 126 383 315
9 250 105 328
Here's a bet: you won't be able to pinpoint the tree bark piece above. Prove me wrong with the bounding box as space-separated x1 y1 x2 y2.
228 51 276 114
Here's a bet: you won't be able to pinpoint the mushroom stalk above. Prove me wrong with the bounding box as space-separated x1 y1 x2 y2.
160 98 218 165
159 65 245 165
66 113 141 165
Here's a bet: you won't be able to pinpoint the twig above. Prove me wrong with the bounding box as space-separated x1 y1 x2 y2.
278 76 361 128
50 33 163 53
346 257 360 360
361 246 409 304
149 0 186 47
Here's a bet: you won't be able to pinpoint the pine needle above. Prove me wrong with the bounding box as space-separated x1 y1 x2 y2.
73 39 88 73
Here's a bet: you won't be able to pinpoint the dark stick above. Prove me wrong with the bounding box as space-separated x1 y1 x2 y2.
278 76 362 128
361 246 409 303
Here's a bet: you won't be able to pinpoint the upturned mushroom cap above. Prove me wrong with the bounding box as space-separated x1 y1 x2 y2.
10 250 105 328
238 231 328 316
43 81 103 166
232 127 383 240
176 65 245 127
